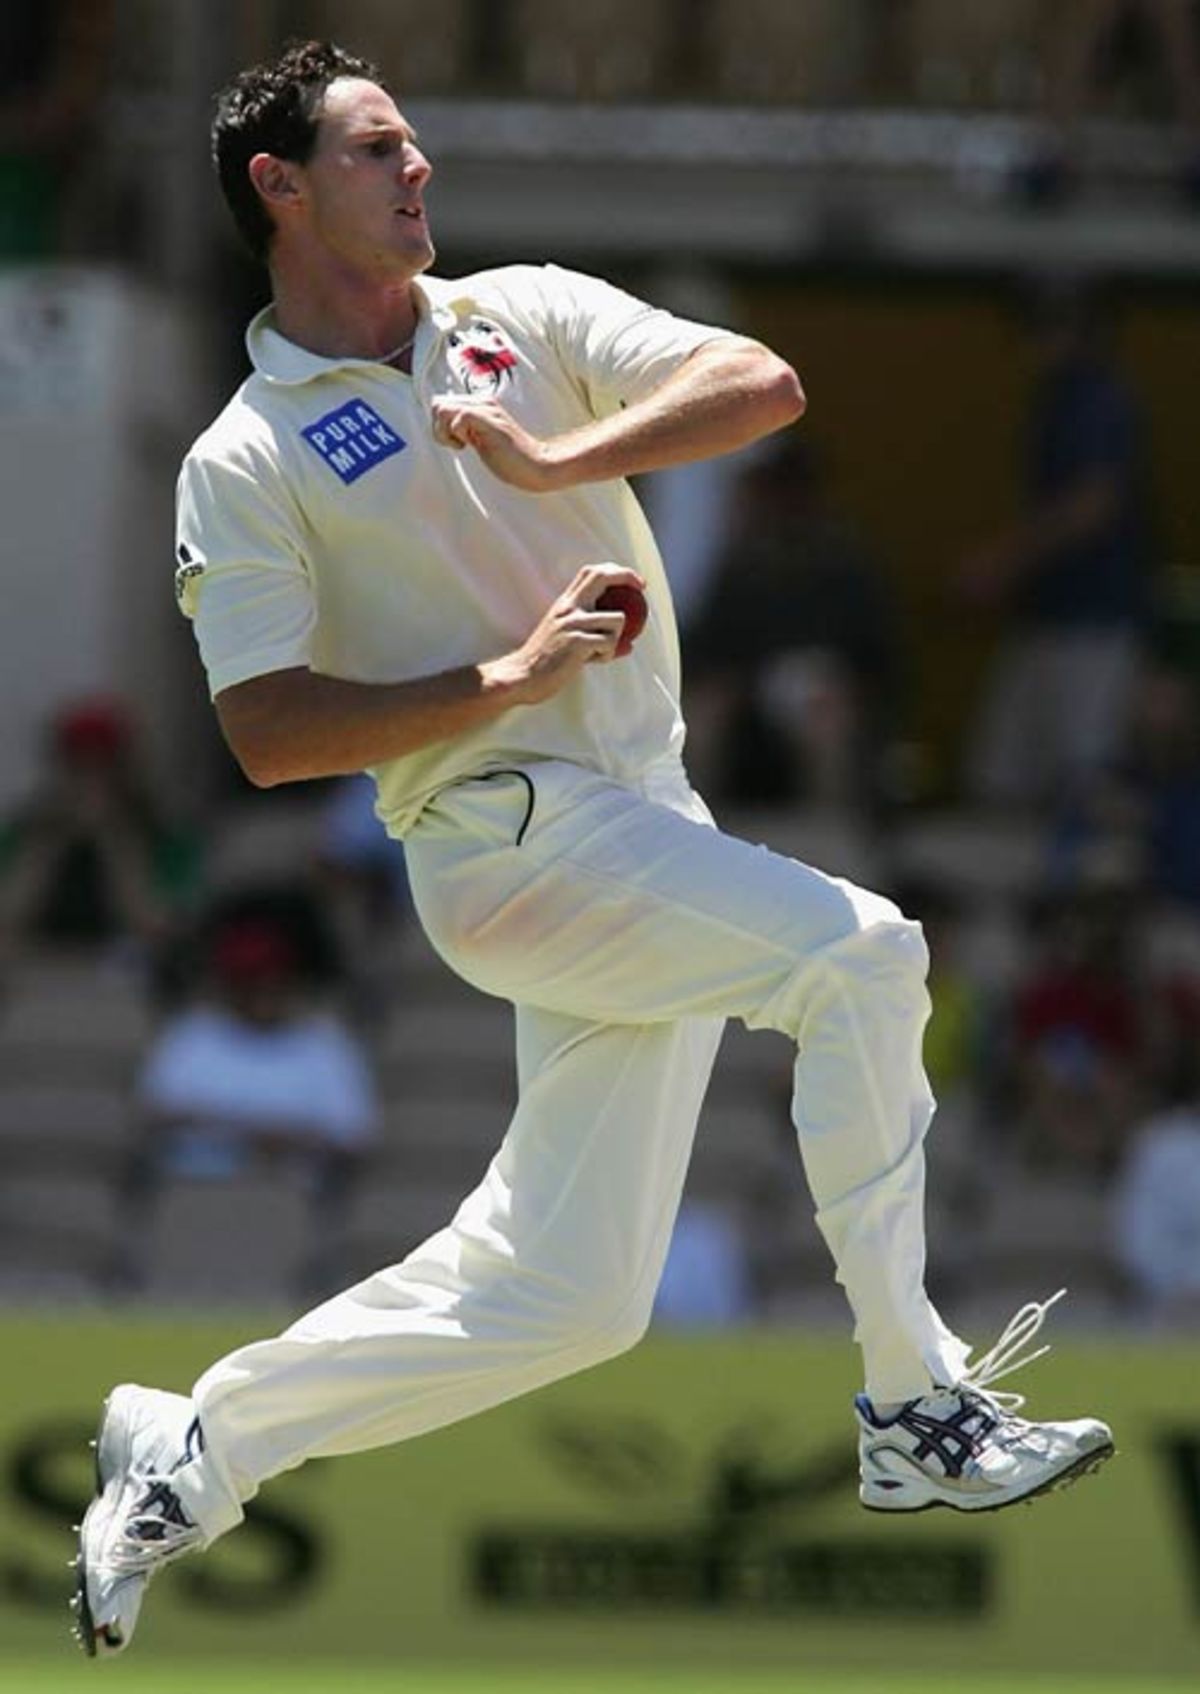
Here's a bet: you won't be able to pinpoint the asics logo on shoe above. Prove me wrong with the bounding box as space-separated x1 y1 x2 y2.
179 1416 206 1467
128 1481 193 1542
894 1395 998 1479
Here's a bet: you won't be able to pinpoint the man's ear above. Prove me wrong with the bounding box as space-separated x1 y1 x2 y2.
248 153 303 218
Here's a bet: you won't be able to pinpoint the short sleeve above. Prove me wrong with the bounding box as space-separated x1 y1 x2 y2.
538 264 735 412
175 446 316 698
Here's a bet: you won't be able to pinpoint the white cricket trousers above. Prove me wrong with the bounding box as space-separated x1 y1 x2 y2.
178 759 969 1542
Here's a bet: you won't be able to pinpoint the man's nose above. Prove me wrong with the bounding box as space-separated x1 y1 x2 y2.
404 147 432 186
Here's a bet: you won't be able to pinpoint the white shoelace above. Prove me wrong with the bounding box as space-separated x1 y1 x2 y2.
955 1288 1067 1428
106 1479 202 1576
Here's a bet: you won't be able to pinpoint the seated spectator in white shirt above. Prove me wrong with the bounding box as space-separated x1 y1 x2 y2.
1113 1095 1200 1327
138 915 378 1182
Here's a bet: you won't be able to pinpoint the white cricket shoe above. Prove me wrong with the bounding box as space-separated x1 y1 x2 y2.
856 1291 1115 1514
72 1384 206 1656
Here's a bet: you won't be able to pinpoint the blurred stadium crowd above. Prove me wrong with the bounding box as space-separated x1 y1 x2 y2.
2 1 1200 1336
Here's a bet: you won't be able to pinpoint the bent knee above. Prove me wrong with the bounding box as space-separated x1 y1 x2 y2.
821 917 932 1012
749 911 929 1040
598 1299 653 1360
549 1289 653 1368
862 913 930 979
820 878 929 974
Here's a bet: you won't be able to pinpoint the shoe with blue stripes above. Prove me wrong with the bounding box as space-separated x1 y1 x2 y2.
71 1384 206 1656
856 1291 1115 1514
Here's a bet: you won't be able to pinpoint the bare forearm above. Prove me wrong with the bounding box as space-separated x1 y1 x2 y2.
434 339 805 493
215 563 645 788
546 339 804 486
216 662 525 788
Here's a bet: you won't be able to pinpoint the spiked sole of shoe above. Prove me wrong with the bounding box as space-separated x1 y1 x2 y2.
71 1559 97 1658
861 1438 1117 1515
71 1399 123 1657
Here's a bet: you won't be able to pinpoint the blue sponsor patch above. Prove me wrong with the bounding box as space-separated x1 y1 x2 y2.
301 399 405 485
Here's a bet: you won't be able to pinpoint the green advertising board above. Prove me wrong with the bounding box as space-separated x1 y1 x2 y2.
0 1313 1196 1678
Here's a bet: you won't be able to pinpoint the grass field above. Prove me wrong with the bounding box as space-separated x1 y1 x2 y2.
3 1664 1197 1694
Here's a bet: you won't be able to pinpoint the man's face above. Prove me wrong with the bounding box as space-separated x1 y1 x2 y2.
288 77 434 279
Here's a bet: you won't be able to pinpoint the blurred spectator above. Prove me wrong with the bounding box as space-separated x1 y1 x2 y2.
0 697 201 965
318 774 407 911
684 437 903 812
1020 0 1200 205
1143 923 1200 1114
652 1200 754 1327
1113 1087 1200 1325
1124 664 1200 907
160 879 346 1007
959 283 1154 813
1006 884 1145 1177
0 1 115 257
136 909 377 1184
1055 660 1200 910
314 772 410 1025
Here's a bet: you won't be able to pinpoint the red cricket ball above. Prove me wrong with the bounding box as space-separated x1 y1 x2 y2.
595 582 649 657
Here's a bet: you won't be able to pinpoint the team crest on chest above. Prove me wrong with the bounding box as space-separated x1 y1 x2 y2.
447 320 520 395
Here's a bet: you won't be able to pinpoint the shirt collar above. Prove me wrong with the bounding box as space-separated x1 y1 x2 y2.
245 274 473 386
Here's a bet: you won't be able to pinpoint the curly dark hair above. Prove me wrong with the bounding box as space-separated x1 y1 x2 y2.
212 39 390 262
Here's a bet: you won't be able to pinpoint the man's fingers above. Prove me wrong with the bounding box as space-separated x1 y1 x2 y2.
565 563 647 606
431 397 482 447
431 408 467 448
432 392 499 415
580 611 626 639
431 395 506 440
579 628 622 664
539 607 624 670
553 604 625 639
436 413 503 452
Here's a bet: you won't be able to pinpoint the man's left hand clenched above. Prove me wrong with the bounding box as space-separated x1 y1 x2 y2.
430 395 568 493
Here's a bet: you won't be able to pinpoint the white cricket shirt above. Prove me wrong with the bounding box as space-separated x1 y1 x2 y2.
176 264 731 836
